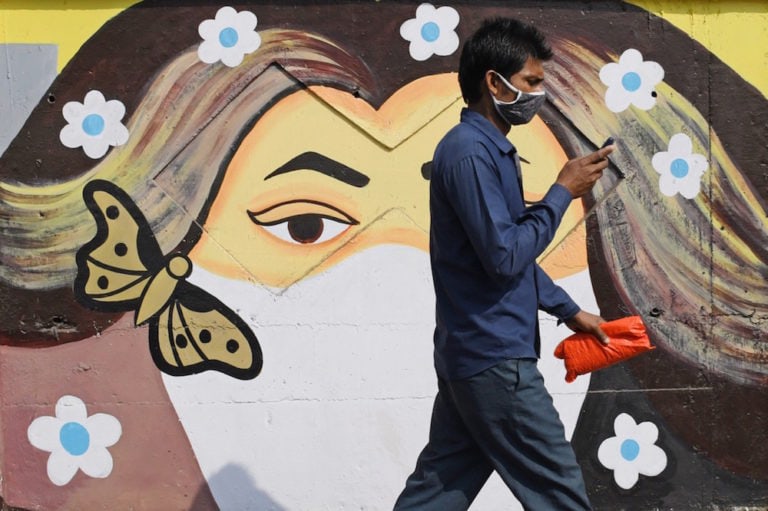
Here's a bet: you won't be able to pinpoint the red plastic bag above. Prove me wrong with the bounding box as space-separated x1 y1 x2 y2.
553 316 654 383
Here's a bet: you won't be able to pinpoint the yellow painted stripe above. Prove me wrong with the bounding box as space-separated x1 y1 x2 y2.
0 1 765 94
0 0 139 71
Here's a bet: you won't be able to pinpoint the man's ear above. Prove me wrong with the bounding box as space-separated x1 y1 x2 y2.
484 70 500 98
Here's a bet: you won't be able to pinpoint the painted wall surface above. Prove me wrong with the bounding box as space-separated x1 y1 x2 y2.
0 1 766 510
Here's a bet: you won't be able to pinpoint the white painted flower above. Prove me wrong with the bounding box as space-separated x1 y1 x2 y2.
599 49 664 112
598 412 667 490
27 395 122 486
399 3 460 61
198 6 261 67
652 133 708 199
59 90 129 159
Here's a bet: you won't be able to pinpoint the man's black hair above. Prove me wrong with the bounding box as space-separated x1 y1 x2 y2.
458 18 553 104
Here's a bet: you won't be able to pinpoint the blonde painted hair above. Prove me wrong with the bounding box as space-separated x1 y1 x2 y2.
544 35 768 386
0 29 373 290
1 28 766 385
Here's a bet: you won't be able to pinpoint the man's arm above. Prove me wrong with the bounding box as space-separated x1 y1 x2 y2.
536 265 609 344
535 264 579 320
441 152 572 281
437 133 614 282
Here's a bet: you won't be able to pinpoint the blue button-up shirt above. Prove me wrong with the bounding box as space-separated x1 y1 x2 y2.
430 108 580 380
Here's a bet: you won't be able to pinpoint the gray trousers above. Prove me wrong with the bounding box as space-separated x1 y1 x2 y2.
394 358 592 511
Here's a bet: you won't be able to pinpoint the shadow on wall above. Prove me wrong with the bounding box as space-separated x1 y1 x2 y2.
0 467 286 511
191 463 288 511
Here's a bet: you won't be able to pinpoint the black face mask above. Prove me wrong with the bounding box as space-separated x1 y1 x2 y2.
491 71 547 125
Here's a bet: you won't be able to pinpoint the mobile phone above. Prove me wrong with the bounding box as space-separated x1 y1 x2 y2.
599 137 624 178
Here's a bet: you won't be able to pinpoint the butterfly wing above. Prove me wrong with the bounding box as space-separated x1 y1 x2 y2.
76 180 263 380
75 180 164 312
149 280 263 380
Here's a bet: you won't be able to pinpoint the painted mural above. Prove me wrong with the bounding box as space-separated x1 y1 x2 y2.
0 1 766 510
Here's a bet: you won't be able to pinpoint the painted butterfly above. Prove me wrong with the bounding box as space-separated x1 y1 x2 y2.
74 179 263 380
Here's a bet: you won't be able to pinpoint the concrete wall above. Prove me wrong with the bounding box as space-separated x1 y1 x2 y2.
0 1 766 509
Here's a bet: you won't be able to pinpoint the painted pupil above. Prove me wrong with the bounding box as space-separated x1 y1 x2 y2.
199 329 212 343
670 158 690 178
620 438 641 461
97 276 109 289
60 422 90 456
175 334 188 348
288 215 324 244
621 71 642 92
106 206 120 219
226 339 239 353
114 243 128 256
82 114 105 136
219 27 239 48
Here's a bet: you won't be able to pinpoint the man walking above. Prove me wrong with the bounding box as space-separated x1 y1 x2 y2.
395 17 613 511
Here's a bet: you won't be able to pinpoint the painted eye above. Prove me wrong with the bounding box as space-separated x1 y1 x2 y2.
248 200 358 245
258 214 352 244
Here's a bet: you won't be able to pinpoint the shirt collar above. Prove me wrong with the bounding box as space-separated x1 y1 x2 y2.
460 108 515 155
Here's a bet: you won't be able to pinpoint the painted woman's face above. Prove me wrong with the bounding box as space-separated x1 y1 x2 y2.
171 73 592 509
188 73 586 287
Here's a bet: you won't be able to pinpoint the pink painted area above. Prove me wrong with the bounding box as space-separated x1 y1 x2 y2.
0 314 217 510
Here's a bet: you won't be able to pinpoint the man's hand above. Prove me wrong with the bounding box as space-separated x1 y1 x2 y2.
556 145 614 198
565 310 609 345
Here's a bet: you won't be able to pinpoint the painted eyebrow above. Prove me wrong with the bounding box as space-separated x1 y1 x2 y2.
264 151 370 188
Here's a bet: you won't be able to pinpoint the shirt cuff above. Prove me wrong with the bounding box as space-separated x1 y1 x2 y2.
545 183 574 211
556 304 581 325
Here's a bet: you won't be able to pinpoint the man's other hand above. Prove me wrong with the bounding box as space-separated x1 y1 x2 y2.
565 310 610 345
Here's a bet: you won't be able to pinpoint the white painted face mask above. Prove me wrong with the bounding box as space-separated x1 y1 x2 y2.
163 244 591 509
491 71 546 125
163 245 437 510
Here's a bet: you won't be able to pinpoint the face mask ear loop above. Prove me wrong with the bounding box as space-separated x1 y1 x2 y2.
493 71 522 104
494 71 546 103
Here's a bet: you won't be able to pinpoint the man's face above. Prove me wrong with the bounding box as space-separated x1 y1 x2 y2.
494 56 546 101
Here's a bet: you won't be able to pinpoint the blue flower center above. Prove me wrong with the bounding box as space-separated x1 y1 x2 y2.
81 114 105 136
421 22 440 42
620 439 640 462
219 27 239 48
60 422 90 456
621 71 642 92
670 158 689 178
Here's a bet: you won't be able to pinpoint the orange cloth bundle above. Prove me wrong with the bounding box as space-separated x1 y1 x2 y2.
554 315 654 382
